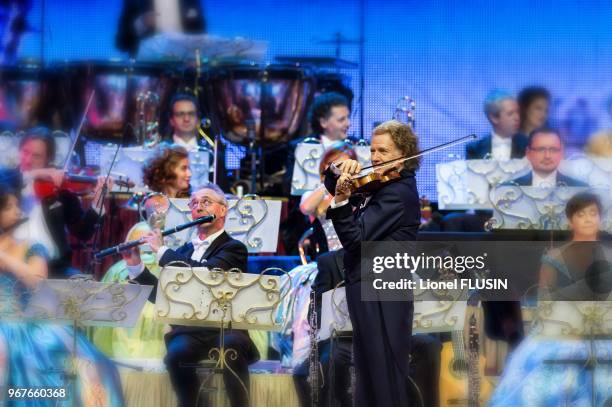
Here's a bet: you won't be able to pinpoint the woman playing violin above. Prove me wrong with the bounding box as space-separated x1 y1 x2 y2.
325 119 421 407
300 141 357 255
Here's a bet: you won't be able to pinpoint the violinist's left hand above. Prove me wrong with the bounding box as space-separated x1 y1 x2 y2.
334 173 353 203
28 168 65 187
333 159 361 203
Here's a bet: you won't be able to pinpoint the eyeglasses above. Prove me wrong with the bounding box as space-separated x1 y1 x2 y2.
529 147 562 154
188 198 221 209
173 111 197 119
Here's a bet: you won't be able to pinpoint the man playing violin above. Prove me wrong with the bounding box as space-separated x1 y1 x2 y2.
8 127 110 278
326 119 421 407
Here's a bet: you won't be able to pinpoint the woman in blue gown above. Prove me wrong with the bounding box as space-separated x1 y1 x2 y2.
489 192 612 406
0 184 125 406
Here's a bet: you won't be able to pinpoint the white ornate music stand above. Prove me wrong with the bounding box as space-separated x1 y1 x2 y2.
560 155 612 188
22 278 152 407
318 284 467 341
291 141 371 196
487 185 612 231
436 158 530 210
154 263 290 405
166 196 282 253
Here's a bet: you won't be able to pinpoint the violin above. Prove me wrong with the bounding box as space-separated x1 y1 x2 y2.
324 134 477 196
33 172 134 199
344 168 403 195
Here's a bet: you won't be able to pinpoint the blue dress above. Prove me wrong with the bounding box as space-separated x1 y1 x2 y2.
488 250 612 406
0 244 125 406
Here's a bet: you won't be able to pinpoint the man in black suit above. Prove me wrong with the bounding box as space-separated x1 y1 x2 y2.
7 127 105 278
326 120 421 407
505 128 588 187
466 89 527 160
116 0 206 56
122 183 258 407
293 249 442 407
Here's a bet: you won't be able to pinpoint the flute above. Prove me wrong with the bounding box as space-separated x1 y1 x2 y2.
94 215 215 260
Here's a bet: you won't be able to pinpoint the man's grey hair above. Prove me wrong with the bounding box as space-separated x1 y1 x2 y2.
483 89 515 120
194 183 228 207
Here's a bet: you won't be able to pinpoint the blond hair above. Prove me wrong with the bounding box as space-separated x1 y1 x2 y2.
372 120 420 171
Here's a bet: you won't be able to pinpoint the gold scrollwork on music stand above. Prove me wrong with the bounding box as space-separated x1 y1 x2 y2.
21 278 150 407
489 185 579 230
227 194 268 250
156 262 292 405
293 140 323 192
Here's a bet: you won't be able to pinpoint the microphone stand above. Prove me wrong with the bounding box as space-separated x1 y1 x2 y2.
246 119 258 194
85 142 122 276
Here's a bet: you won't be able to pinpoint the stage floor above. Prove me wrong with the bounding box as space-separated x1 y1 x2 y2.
118 360 299 407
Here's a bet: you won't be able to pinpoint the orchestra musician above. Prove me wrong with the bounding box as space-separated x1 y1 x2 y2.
489 192 612 406
466 89 527 160
94 142 194 360
0 182 125 406
164 93 207 151
142 143 192 198
299 141 356 256
284 92 353 196
3 127 111 278
120 183 259 407
505 128 587 187
325 119 421 406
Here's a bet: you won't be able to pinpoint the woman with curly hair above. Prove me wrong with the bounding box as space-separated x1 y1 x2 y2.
142 143 192 198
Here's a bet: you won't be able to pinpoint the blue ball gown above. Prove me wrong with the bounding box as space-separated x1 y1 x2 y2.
0 244 125 406
488 248 612 406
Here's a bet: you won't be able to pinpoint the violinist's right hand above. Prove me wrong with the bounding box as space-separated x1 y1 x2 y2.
337 159 362 176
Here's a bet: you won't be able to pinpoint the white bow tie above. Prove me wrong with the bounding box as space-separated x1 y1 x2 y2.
192 237 211 251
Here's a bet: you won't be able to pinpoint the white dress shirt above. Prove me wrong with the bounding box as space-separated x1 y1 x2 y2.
173 134 199 151
321 135 342 150
186 228 225 263
330 195 371 210
532 171 557 187
14 203 59 260
128 228 226 279
491 132 512 161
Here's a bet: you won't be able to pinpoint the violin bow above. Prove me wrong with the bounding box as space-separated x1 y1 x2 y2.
62 90 96 171
330 134 477 177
